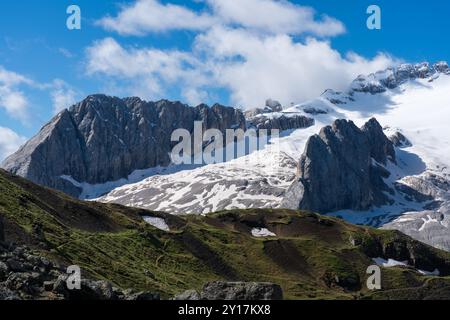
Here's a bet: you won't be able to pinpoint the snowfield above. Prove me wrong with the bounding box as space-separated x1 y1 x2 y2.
98 149 298 214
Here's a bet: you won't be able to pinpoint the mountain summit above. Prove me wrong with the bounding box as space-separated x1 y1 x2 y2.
282 118 396 213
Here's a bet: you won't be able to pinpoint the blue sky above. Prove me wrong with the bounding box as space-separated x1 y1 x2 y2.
0 0 449 159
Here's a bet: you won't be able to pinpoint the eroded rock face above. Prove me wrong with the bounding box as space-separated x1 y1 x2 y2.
389 131 412 148
362 118 396 165
2 95 246 197
282 118 395 213
173 281 283 300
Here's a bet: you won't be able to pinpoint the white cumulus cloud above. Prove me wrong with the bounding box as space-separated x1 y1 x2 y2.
85 37 209 104
0 126 26 161
88 0 398 108
0 65 82 125
206 0 345 36
194 27 397 108
98 0 216 35
0 66 34 122
85 31 397 108
98 0 345 37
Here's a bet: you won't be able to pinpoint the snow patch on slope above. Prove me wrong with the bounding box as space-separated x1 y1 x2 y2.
251 228 276 238
372 258 408 268
372 257 440 276
143 216 170 232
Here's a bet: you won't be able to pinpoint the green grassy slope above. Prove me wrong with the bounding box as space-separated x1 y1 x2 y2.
1 169 450 300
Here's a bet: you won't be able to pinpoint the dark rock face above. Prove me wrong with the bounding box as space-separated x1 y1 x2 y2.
283 118 395 213
247 115 314 131
0 241 159 300
245 99 283 118
201 281 283 300
394 183 434 203
351 62 449 94
303 106 328 115
389 131 412 148
2 95 246 197
357 230 450 276
265 99 283 112
361 118 396 165
173 281 283 300
173 289 202 300
54 278 159 301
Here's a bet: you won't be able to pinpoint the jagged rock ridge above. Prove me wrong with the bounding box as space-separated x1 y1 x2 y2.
322 61 450 103
282 118 396 213
351 62 450 95
2 95 248 196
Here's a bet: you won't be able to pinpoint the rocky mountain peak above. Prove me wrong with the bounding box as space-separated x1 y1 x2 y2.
350 61 449 95
1 96 248 197
362 117 396 165
265 99 283 112
282 118 396 213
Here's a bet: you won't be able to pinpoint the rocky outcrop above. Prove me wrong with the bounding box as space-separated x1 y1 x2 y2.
265 99 283 112
362 118 396 165
244 99 314 131
303 106 328 115
173 289 202 300
383 211 450 252
2 95 246 197
351 62 449 94
0 241 159 300
201 281 283 300
282 118 396 213
352 229 450 275
173 281 283 300
247 115 314 131
244 99 283 118
389 131 412 148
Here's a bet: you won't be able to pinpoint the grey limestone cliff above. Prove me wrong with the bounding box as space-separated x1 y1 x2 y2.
2 95 246 197
282 118 396 213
